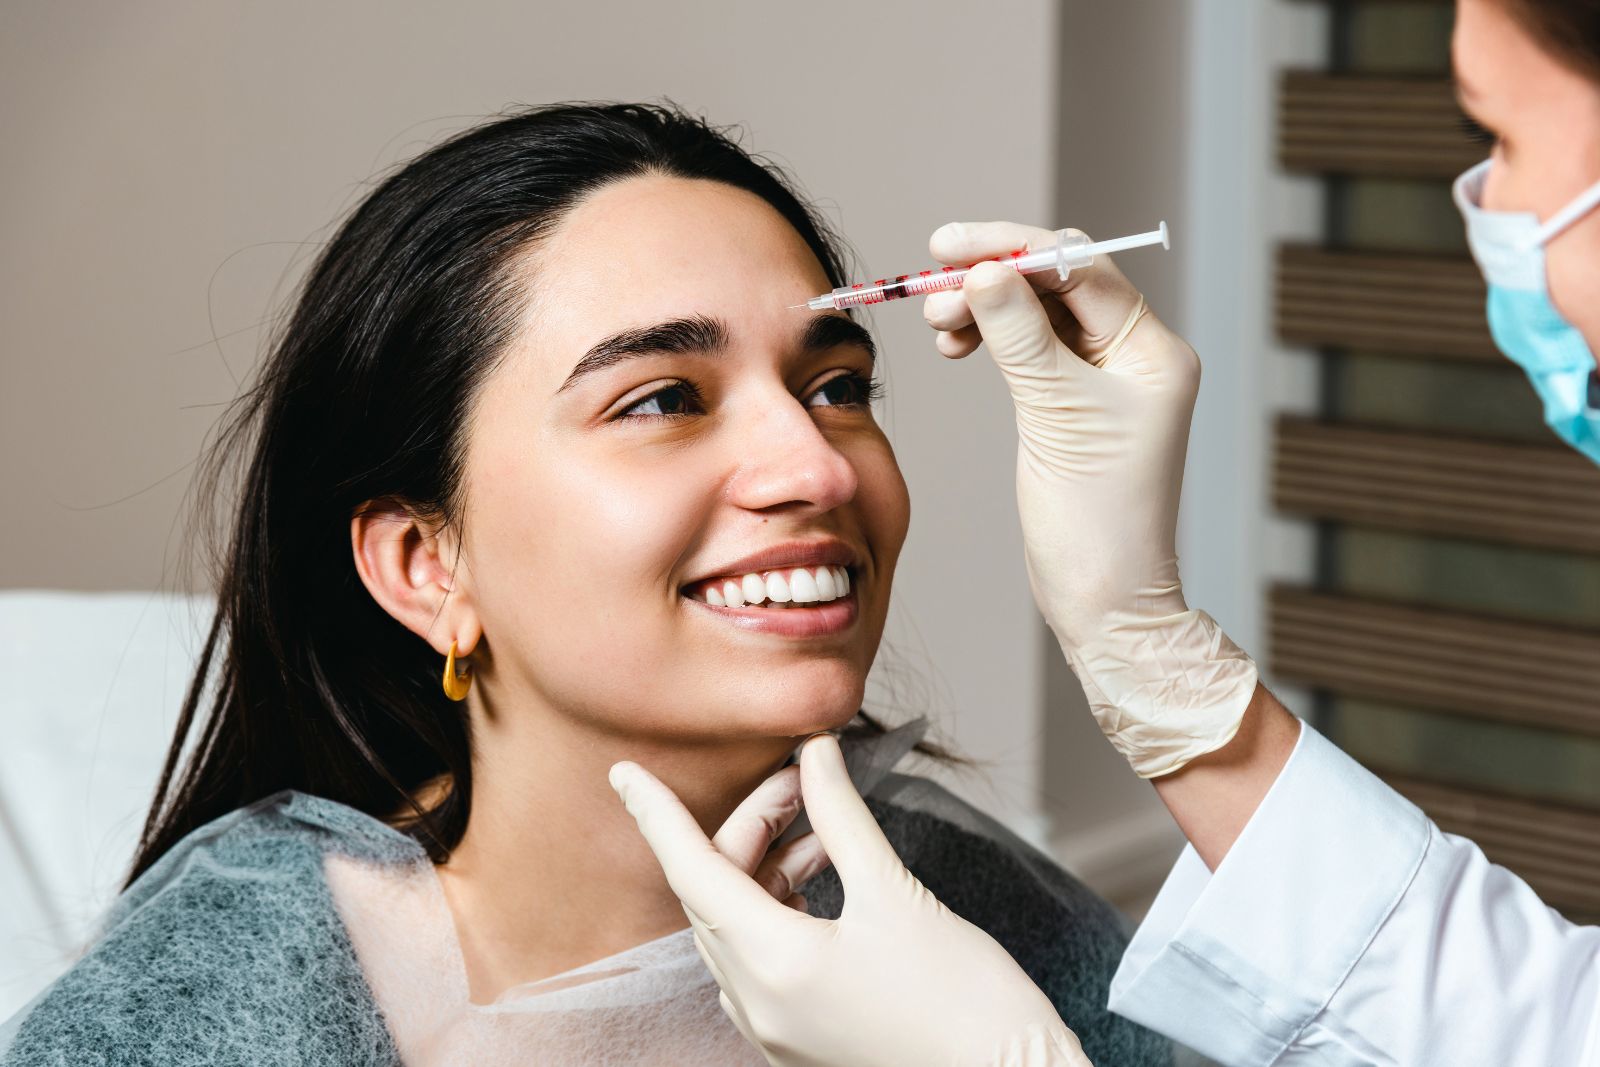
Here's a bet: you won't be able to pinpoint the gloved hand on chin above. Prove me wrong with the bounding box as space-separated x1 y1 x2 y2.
609 734 1091 1067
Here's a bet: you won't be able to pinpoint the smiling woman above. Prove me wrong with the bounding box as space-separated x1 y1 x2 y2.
0 103 1168 1065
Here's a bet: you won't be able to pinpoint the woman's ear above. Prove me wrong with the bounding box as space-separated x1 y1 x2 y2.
350 499 481 656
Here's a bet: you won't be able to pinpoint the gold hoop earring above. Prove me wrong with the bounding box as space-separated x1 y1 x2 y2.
443 639 473 701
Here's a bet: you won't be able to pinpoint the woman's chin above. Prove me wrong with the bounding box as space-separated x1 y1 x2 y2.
677 670 861 739
743 699 862 740
608 664 867 740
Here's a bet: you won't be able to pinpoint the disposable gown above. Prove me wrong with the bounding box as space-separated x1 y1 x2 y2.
1 722 1171 1065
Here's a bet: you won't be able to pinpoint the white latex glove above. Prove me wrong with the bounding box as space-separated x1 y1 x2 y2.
609 734 1090 1067
923 222 1258 778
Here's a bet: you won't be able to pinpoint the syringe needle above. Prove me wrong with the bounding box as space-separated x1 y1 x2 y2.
785 303 808 310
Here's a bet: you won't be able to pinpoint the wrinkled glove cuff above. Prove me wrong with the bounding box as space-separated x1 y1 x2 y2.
1064 608 1259 779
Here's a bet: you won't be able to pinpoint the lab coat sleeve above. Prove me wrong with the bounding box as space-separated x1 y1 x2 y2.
1106 719 1600 1066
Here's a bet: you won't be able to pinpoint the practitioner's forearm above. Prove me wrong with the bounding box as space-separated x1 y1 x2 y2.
1150 683 1302 871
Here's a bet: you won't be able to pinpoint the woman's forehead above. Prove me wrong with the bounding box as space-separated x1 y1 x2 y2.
512 175 835 384
539 175 829 307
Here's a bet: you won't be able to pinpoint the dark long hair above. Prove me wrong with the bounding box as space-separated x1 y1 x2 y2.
128 102 888 888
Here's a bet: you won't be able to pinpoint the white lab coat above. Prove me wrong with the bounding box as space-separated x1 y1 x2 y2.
1107 721 1600 1066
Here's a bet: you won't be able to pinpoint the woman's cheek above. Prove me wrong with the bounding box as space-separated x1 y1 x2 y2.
567 472 680 566
856 436 911 568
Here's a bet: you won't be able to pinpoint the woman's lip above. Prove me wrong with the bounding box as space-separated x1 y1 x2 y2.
680 589 859 637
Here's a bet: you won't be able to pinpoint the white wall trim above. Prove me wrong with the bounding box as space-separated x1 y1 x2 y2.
1049 806 1186 905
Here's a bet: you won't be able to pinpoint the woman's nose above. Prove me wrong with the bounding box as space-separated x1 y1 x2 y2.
725 396 860 515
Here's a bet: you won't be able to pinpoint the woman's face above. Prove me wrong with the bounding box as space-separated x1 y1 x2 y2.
1454 0 1600 351
455 174 909 743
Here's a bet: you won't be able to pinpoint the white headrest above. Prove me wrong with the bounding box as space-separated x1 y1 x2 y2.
0 589 215 1019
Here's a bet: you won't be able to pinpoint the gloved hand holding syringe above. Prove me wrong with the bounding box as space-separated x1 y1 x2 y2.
794 222 1170 310
807 212 1254 778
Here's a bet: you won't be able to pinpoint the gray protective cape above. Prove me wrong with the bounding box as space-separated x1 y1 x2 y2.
1 720 1170 1065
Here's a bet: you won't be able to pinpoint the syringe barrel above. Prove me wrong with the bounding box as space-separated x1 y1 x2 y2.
815 227 1115 310
823 267 968 309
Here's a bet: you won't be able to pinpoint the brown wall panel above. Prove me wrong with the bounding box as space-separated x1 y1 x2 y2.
1276 245 1497 360
1279 71 1483 177
1273 417 1600 553
1269 586 1600 737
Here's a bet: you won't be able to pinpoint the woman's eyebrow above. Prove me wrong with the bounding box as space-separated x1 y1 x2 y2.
801 313 876 366
556 312 875 394
558 314 729 393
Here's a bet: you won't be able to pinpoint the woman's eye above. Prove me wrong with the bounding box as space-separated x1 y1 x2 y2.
809 371 885 409
617 381 704 421
612 372 883 423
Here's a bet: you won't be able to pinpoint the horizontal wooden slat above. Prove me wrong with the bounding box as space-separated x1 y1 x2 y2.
1275 245 1496 360
1279 71 1485 177
1269 586 1600 737
1273 417 1600 553
1383 774 1600 921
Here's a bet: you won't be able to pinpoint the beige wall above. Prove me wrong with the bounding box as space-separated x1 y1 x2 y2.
1041 0 1196 886
1 2 1062 836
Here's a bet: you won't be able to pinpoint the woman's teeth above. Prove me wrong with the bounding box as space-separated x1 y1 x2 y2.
691 565 851 608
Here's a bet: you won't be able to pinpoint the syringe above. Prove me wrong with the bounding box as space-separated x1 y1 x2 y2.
794 222 1170 312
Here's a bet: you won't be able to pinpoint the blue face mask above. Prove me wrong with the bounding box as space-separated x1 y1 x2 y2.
1454 159 1600 462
